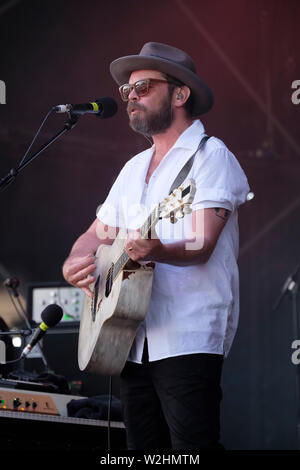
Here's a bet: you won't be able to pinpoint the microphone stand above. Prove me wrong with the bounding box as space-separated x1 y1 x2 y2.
0 110 79 362
0 112 79 192
273 263 300 449
5 283 50 371
0 111 79 375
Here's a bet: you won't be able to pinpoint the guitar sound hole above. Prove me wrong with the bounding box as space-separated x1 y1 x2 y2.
91 274 100 322
105 263 114 297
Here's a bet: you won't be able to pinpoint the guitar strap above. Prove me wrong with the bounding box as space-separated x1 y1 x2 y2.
142 135 210 361
168 134 210 194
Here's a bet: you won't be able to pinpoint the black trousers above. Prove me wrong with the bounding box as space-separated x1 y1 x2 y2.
120 340 224 450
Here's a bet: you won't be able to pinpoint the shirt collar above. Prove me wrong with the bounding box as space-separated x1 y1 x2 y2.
138 119 206 162
172 119 206 151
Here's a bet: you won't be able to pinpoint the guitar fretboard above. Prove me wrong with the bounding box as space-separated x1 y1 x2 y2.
110 206 159 282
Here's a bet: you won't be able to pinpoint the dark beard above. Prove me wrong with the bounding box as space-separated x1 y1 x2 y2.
127 94 173 136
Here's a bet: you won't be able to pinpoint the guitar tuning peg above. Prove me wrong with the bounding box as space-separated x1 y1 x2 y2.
175 209 184 219
183 204 192 214
170 211 177 224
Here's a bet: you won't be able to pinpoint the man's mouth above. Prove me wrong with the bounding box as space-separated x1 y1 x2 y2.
127 103 145 115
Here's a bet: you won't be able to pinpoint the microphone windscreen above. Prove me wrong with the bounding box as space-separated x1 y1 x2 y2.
41 304 63 327
96 97 118 119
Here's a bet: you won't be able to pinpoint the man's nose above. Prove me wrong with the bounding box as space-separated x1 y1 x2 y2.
128 86 139 101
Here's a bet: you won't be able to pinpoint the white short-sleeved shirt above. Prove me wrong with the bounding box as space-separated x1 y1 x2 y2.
97 119 250 361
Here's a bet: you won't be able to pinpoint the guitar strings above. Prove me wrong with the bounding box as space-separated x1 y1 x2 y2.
93 209 159 302
107 208 158 285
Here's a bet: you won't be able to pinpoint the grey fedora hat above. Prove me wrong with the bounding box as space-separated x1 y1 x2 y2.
110 42 214 116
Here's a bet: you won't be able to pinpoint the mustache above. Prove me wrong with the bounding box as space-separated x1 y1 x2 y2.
127 102 147 113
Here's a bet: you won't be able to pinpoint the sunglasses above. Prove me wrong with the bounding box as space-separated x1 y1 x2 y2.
119 78 173 101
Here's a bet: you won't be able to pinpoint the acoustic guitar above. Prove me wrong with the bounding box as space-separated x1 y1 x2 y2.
78 178 196 375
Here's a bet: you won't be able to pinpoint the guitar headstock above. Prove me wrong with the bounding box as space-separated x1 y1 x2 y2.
159 178 196 223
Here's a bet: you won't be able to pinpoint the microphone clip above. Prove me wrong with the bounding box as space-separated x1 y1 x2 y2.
64 112 79 130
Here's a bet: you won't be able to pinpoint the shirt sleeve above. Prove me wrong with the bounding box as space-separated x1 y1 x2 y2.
191 143 250 212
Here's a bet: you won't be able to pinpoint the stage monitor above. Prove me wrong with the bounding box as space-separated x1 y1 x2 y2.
27 282 84 327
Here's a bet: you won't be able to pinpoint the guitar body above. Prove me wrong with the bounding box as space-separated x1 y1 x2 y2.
78 227 154 375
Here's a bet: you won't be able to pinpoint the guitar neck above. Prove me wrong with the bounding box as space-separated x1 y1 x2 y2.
112 206 160 280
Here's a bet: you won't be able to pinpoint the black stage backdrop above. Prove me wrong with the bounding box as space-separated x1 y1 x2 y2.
0 0 299 450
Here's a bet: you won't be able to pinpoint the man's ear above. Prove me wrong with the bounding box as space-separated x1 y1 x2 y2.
173 85 191 108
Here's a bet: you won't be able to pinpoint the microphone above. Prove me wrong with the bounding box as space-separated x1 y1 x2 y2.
53 97 118 119
21 304 63 357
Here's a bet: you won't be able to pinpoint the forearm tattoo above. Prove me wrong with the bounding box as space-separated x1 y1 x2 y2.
214 208 230 220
